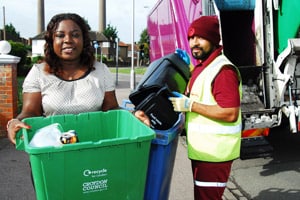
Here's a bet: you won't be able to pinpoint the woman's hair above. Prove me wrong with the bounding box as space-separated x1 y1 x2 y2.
44 13 95 73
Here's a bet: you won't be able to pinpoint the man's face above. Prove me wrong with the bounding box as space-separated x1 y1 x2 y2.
189 36 215 61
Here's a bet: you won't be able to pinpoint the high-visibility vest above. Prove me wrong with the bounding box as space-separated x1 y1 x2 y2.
186 55 242 162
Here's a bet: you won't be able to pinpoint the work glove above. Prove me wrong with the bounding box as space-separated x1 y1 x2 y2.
175 48 195 72
169 91 194 112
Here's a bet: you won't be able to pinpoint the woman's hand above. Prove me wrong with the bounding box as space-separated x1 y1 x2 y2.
6 119 31 145
133 110 151 127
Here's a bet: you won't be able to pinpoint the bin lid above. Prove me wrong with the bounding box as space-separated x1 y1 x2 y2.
135 87 179 130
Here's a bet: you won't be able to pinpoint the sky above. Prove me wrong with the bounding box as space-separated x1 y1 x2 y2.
0 0 157 43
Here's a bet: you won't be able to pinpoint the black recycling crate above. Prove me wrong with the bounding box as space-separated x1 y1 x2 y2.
130 53 191 130
135 87 179 130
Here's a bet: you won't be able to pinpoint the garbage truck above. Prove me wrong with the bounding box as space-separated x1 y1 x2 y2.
147 0 300 158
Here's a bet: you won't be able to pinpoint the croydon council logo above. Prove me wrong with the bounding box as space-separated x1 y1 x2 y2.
82 168 108 193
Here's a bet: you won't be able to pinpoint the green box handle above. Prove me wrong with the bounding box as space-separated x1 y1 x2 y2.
15 130 25 151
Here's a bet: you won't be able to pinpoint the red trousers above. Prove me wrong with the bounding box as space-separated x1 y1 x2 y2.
191 160 233 200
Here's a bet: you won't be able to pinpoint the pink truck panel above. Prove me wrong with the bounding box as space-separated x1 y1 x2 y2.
147 0 202 62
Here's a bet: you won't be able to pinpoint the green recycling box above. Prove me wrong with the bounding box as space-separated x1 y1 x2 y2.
16 110 155 200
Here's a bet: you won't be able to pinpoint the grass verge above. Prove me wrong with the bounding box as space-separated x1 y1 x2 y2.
109 67 147 75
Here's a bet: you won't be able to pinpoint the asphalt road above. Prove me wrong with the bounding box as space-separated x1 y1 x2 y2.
116 73 300 199
231 124 300 199
1 72 300 200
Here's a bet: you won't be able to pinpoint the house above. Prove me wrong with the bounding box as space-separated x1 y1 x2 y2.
31 32 45 57
127 42 140 66
117 41 129 65
0 29 29 45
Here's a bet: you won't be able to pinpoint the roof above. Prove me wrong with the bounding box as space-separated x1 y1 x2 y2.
127 43 139 51
118 41 128 47
88 31 108 42
31 31 108 42
31 31 45 40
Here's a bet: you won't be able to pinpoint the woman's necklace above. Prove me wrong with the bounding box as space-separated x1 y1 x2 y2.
64 70 80 80
58 64 88 81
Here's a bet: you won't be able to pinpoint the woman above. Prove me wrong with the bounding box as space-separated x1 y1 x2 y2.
7 13 149 144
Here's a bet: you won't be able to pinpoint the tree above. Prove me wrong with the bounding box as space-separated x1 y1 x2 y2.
102 24 118 41
138 28 150 65
101 24 119 61
139 28 149 44
9 40 29 75
5 23 20 40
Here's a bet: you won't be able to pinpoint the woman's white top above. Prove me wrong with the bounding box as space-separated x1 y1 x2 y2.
22 62 115 116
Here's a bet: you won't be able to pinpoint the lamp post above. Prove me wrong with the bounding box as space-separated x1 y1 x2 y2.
130 0 136 90
116 37 119 85
100 45 103 63
2 6 6 40
93 41 99 61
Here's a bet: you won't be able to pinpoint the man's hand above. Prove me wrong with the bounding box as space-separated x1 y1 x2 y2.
169 91 194 112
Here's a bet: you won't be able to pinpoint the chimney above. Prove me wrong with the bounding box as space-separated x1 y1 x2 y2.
99 0 106 32
37 0 45 34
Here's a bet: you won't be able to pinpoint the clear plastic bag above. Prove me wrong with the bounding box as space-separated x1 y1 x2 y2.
29 123 64 147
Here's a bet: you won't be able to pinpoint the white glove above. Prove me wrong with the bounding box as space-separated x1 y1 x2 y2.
169 91 194 112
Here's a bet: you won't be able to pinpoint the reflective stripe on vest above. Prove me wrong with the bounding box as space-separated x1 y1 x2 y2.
186 55 242 162
188 122 242 134
194 180 227 187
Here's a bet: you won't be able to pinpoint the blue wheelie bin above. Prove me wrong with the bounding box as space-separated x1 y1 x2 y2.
144 114 185 200
125 52 190 199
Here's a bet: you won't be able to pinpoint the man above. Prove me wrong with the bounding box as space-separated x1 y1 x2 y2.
169 16 242 200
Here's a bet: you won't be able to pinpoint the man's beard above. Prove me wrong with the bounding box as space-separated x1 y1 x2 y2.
191 46 213 61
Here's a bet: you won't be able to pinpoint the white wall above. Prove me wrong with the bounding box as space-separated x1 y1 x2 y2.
32 39 45 57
